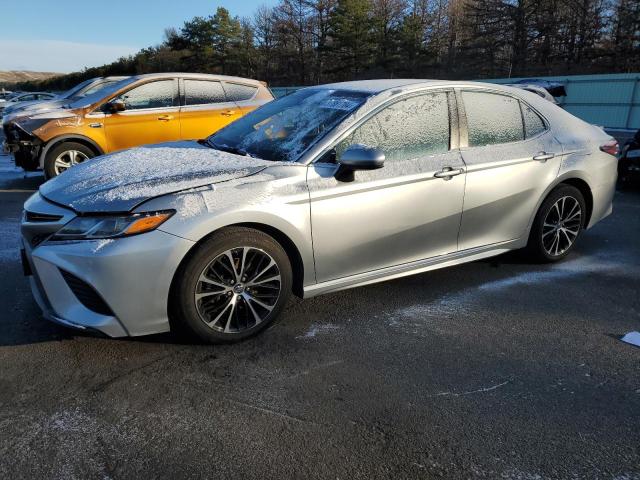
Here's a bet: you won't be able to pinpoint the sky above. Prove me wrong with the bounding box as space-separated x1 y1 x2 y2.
0 0 277 73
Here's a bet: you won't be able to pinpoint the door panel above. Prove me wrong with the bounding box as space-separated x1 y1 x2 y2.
308 91 466 283
308 155 466 282
103 79 180 152
459 132 561 250
180 79 242 140
104 107 181 152
180 103 241 140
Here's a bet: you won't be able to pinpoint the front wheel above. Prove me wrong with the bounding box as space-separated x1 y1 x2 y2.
44 142 95 179
526 185 586 263
170 227 292 343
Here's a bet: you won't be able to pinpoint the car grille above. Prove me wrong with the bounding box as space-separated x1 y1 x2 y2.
60 270 114 316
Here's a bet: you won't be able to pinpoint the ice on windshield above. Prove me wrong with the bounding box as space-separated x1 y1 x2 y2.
209 88 370 162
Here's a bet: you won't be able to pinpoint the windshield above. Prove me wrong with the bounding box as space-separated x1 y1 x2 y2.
67 77 134 109
73 79 124 99
60 78 97 99
207 88 371 162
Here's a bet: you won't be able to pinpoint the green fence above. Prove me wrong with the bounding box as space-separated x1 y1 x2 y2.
274 73 640 131
488 73 640 130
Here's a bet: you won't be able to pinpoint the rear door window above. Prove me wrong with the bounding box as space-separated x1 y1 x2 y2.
224 82 258 102
462 91 524 146
184 80 227 105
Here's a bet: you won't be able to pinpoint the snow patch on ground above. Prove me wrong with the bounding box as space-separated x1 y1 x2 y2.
298 323 341 339
388 252 638 331
499 470 543 480
621 331 640 348
0 152 40 178
7 406 137 479
0 218 20 261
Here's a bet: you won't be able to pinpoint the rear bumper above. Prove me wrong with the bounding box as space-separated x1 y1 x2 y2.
24 230 195 337
619 151 640 179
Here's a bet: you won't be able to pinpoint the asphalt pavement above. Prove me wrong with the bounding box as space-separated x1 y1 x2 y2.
0 150 639 479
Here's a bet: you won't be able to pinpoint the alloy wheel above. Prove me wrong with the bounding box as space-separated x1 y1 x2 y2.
194 247 282 333
542 196 582 257
53 149 89 175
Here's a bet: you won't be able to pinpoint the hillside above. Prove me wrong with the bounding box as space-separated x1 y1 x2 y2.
0 70 61 85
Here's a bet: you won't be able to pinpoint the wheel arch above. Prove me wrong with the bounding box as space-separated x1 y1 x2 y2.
39 135 105 169
171 222 307 300
526 174 595 236
558 177 593 228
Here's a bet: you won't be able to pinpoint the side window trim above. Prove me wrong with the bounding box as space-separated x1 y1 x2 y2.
311 89 455 165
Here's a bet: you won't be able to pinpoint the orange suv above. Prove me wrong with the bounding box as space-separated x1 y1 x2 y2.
3 73 273 178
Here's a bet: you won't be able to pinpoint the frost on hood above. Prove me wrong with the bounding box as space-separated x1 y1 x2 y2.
167 168 307 219
40 141 286 212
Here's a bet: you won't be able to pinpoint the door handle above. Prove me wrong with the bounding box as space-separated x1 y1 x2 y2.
434 167 464 180
533 152 555 162
220 110 236 116
157 114 174 121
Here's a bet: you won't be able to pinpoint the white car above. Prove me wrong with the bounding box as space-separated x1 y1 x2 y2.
0 92 55 116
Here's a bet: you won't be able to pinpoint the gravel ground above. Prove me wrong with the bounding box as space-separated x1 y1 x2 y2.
0 149 639 480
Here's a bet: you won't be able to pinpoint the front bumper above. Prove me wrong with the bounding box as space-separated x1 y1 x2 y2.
3 122 41 169
22 194 196 337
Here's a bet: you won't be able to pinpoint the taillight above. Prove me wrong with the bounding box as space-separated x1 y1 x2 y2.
600 140 619 157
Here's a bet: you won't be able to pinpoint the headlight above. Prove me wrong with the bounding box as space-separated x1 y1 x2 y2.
15 117 51 134
49 210 174 241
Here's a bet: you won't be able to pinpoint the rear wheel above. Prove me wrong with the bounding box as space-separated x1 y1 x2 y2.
44 142 95 179
526 185 586 263
170 227 292 343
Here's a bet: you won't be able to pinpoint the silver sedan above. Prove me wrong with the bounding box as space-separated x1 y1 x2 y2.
21 80 618 343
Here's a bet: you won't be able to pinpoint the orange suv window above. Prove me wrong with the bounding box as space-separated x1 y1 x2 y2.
223 83 257 102
115 80 178 110
184 80 226 105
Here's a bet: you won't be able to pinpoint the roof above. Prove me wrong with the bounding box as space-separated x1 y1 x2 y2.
129 72 265 85
310 79 520 94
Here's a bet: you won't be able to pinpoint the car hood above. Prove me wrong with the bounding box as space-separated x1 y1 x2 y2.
6 98 64 115
40 141 283 213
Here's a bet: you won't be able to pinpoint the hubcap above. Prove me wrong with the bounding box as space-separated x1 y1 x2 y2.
542 196 582 257
53 149 89 175
194 247 281 334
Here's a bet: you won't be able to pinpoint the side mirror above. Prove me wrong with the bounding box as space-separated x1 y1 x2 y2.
338 144 385 171
105 99 126 113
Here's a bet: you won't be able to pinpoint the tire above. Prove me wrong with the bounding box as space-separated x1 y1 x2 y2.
170 227 293 343
525 184 586 263
44 142 95 179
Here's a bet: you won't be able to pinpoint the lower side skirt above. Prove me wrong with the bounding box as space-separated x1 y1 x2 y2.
303 238 525 298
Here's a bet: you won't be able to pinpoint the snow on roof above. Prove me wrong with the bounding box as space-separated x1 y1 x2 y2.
307 79 523 95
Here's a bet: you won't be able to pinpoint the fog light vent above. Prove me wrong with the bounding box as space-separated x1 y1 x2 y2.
60 270 114 316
